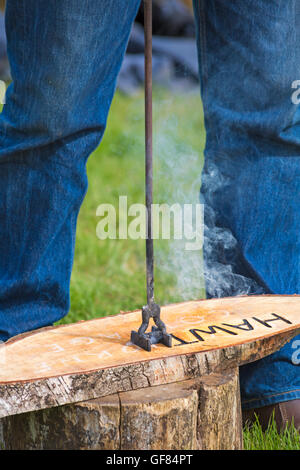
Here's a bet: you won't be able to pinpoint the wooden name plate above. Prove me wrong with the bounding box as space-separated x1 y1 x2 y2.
0 295 300 418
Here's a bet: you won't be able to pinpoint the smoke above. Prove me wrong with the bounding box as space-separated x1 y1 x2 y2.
154 102 205 302
201 160 265 298
154 99 265 302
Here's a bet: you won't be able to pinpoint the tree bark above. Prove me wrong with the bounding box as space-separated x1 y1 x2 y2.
197 368 242 450
0 369 242 450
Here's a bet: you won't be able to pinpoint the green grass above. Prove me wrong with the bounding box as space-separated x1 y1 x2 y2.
55 89 298 450
58 89 206 325
244 414 300 450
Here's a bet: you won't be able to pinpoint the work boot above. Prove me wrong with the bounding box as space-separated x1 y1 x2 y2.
242 400 300 432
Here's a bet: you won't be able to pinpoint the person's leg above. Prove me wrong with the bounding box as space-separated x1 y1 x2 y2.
193 0 300 409
0 0 140 341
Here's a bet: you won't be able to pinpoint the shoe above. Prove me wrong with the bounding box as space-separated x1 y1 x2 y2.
242 399 300 432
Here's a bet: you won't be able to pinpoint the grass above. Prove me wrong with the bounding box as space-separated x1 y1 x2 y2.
243 414 300 450
54 89 298 450
59 88 206 325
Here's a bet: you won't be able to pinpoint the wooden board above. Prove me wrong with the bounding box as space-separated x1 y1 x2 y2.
0 295 299 418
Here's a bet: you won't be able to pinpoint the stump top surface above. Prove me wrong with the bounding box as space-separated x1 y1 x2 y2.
0 295 299 384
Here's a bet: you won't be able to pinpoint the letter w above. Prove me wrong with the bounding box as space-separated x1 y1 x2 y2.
189 326 238 342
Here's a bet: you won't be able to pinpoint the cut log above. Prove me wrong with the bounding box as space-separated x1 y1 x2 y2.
0 295 299 419
196 368 242 450
0 370 242 450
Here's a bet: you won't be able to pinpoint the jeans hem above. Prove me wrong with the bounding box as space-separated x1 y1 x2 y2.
242 389 300 410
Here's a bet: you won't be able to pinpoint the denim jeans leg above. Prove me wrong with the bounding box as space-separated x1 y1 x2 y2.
0 0 140 341
193 0 300 408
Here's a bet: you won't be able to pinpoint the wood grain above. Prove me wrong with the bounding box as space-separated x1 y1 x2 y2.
0 295 299 418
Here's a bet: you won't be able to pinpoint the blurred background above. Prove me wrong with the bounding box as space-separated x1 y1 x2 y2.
118 0 199 94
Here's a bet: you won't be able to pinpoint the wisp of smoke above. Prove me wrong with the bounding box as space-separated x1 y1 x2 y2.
155 103 265 301
201 160 266 298
154 108 205 302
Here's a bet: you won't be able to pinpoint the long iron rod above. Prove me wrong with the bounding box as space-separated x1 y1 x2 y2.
130 0 172 351
144 0 154 306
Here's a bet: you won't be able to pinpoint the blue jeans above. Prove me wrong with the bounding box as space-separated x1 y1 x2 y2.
0 0 141 338
0 0 299 409
194 0 300 409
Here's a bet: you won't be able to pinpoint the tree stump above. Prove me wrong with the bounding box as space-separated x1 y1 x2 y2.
0 370 241 450
0 295 299 450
